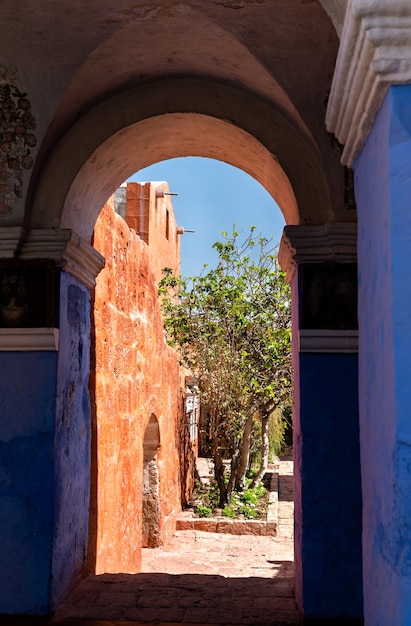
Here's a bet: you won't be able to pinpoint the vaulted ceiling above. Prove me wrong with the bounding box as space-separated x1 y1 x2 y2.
0 1 352 234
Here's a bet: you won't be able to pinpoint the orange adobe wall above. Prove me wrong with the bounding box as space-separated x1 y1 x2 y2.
124 181 181 283
90 185 183 574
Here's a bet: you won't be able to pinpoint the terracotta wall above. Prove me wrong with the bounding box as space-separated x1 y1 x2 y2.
90 191 183 574
124 182 181 284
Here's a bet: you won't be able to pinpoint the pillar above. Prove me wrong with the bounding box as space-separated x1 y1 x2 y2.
0 229 104 615
326 3 411 623
354 84 411 626
280 223 363 621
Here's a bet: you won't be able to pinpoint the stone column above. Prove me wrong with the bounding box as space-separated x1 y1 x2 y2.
355 86 411 626
0 228 104 615
279 223 363 621
326 3 411 623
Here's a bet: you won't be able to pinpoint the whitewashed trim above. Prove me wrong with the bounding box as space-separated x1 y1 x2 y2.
62 232 105 289
0 226 24 257
22 229 105 289
299 329 358 353
278 223 357 282
20 228 72 260
0 327 59 351
0 228 106 290
326 0 411 166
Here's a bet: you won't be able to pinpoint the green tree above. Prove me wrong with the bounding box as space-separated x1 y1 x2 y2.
159 228 292 507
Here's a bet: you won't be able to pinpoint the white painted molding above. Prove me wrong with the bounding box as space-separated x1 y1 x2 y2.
0 327 59 351
21 228 72 260
326 0 411 166
299 329 358 353
0 226 24 257
22 228 105 289
62 232 105 289
0 228 106 290
278 222 357 282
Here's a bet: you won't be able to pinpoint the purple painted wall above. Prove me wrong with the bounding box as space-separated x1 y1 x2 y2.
292 272 362 619
51 272 91 609
0 351 57 614
354 84 411 625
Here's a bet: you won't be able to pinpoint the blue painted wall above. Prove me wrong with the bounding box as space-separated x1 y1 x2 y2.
51 272 91 609
354 84 411 625
0 351 57 614
291 274 303 611
0 271 92 616
294 350 363 618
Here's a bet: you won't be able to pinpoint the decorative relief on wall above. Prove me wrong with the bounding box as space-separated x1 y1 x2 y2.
0 64 36 214
0 261 57 328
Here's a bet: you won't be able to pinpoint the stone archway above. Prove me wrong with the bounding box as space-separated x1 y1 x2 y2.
26 83 359 619
142 414 161 549
0 1 369 620
27 78 342 238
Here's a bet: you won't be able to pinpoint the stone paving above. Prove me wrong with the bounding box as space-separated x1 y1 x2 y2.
0 458 300 626
48 456 298 626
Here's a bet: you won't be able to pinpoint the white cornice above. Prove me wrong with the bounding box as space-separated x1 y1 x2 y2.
21 228 72 260
0 226 24 257
0 327 59 351
278 223 357 283
0 228 105 289
62 232 105 290
326 0 411 166
0 229 105 351
299 329 358 353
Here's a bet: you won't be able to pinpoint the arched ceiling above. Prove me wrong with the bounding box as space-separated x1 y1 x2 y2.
0 0 351 234
319 0 349 37
49 112 300 239
30 80 336 240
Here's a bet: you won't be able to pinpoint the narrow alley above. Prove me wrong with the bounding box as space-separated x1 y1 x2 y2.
46 456 298 626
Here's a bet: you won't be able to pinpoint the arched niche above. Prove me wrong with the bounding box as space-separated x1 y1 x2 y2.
142 414 161 549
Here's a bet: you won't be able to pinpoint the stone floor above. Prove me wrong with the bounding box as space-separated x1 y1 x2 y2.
5 457 297 626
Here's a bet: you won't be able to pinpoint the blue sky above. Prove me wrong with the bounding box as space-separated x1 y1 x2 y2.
128 157 285 277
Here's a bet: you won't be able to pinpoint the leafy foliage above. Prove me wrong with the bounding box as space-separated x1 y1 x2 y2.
196 504 213 518
193 473 268 520
159 227 292 505
249 406 290 469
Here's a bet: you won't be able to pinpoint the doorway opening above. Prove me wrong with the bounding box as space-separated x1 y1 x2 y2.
80 158 297 626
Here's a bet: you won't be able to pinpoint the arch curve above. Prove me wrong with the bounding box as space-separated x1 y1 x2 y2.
143 414 161 459
30 79 335 239
318 0 348 38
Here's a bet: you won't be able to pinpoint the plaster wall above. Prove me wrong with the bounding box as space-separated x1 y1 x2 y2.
291 273 303 612
91 197 182 574
297 352 362 618
292 270 362 619
51 273 92 609
0 351 57 614
125 182 181 282
354 84 411 625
